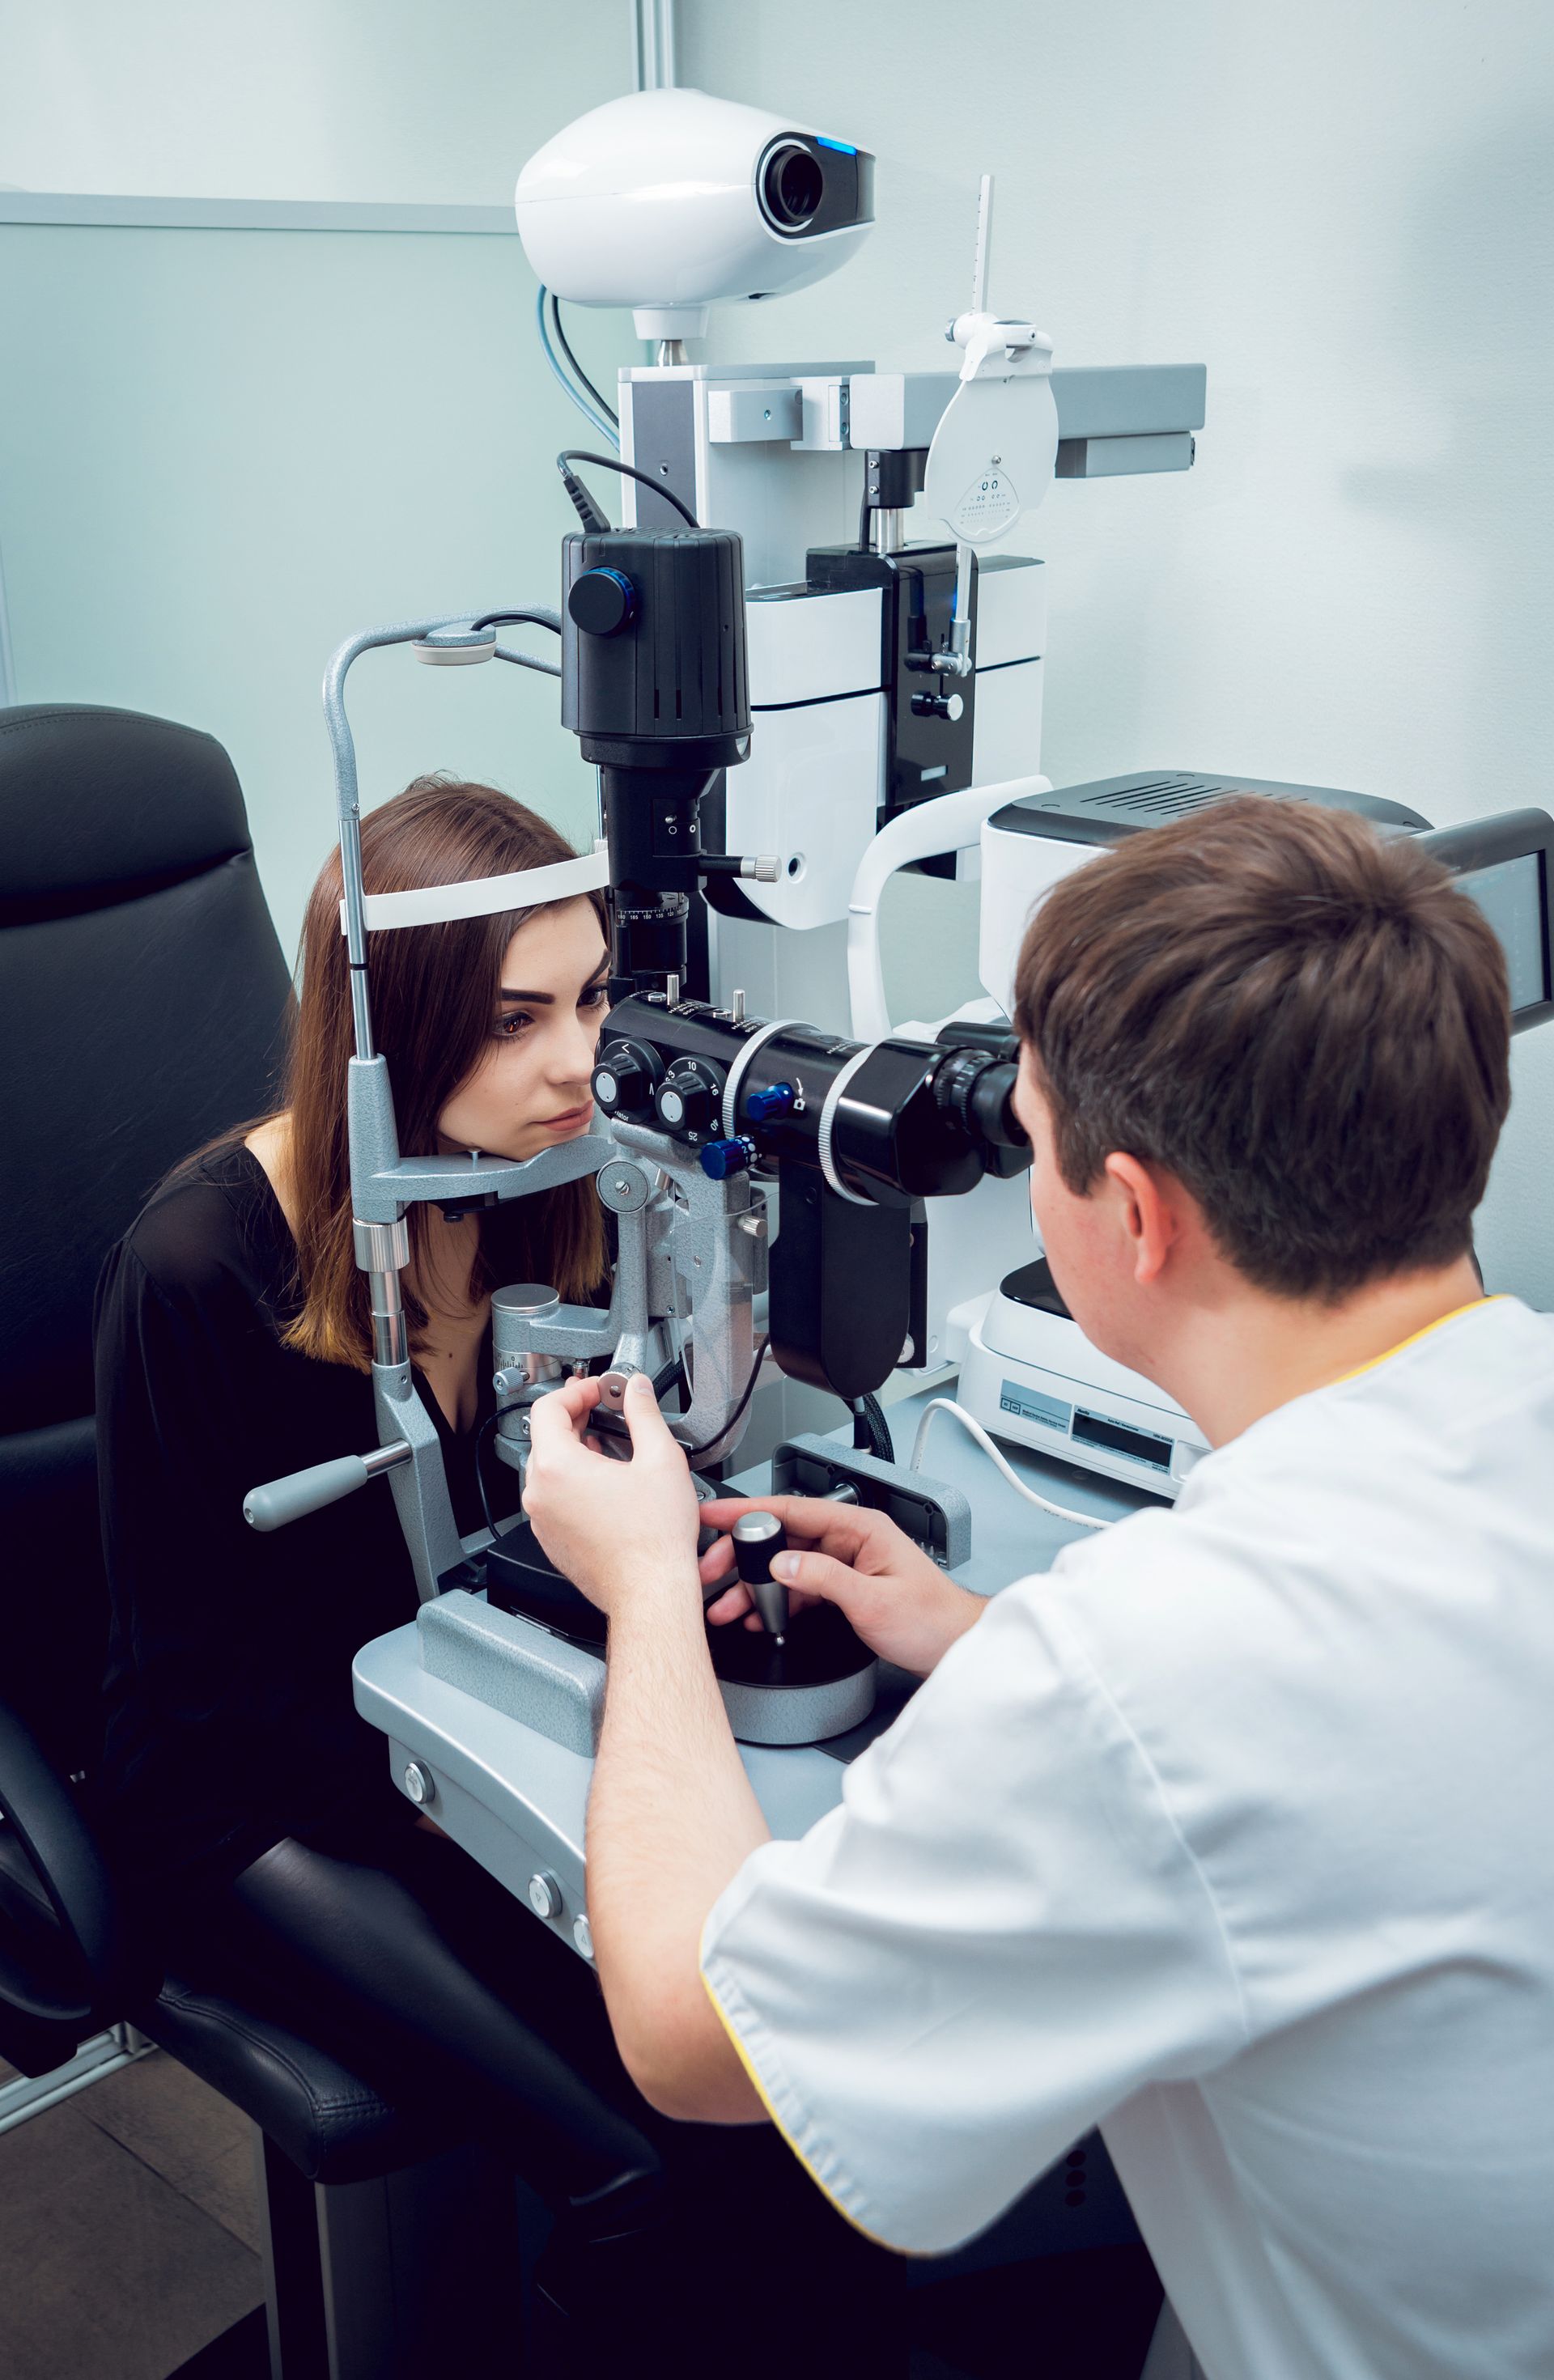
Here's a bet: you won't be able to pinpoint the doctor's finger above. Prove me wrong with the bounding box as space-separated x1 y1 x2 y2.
527 1379 599 1450
766 1546 867 1615
696 1493 881 1555
704 1580 819 1629
620 1368 683 1465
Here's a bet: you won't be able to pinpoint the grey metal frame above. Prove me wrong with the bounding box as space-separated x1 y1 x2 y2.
0 2021 155 2139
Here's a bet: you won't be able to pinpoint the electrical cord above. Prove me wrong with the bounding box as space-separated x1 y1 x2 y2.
851 1392 894 1463
472 608 563 635
682 1337 771 1462
557 449 699 531
537 286 618 448
469 608 564 677
911 1398 1116 1531
473 1406 506 1540
550 292 618 429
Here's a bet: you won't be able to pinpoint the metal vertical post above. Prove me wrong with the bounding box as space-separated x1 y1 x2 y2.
632 0 676 91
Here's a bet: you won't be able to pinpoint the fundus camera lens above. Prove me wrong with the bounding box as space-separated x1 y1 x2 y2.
761 142 826 232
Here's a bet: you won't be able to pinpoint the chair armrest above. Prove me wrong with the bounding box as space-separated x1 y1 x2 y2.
0 1697 150 2023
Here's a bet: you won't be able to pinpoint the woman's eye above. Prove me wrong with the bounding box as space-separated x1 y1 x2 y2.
580 982 609 1013
495 1012 535 1041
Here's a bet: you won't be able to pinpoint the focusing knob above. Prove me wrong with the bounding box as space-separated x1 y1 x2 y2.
699 1137 755 1181
655 1058 723 1139
568 567 637 638
910 690 966 723
592 1038 660 1115
745 1080 796 1124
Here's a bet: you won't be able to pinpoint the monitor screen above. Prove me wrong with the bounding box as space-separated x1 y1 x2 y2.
1456 853 1552 1019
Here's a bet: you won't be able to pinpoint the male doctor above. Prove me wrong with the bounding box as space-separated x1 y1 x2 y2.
523 796 1554 2380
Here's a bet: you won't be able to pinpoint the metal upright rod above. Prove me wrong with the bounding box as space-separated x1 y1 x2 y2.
321 617 479 1062
971 173 994 316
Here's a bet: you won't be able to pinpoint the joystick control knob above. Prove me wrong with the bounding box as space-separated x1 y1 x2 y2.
732 1511 790 1642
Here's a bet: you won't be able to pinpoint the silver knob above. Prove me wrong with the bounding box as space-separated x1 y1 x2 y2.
572 1913 595 1960
402 1761 435 1807
527 1871 563 1921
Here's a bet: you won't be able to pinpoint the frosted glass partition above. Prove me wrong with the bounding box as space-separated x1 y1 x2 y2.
0 222 632 957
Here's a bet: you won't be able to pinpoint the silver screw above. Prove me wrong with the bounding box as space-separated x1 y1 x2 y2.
573 1913 595 1960
527 1872 563 1921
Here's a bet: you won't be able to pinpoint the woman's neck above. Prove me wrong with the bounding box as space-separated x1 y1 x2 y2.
411 1207 484 1325
244 1113 299 1237
247 1112 485 1326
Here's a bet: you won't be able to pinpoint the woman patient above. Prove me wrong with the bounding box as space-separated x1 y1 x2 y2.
93 775 641 2184
94 770 915 2344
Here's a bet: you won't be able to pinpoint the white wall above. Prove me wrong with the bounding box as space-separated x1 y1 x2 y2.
0 0 631 202
4 0 1549 1300
681 0 1554 1306
0 6 635 955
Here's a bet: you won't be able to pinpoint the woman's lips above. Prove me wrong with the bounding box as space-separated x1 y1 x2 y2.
539 1102 594 1132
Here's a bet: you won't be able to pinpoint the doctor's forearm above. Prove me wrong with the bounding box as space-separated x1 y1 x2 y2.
587 1565 770 2119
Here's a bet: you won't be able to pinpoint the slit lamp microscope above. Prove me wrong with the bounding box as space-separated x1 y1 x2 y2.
244 86 1554 1958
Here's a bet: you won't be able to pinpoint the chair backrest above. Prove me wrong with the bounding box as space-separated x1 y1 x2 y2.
0 703 293 1771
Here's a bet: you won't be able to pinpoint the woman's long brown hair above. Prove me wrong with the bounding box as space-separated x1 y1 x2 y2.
278 777 608 1369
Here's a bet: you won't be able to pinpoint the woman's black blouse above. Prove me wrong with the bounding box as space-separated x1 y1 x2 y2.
94 1141 520 1903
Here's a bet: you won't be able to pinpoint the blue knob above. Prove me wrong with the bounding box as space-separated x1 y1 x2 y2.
568 567 636 637
699 1137 754 1180
745 1080 796 1123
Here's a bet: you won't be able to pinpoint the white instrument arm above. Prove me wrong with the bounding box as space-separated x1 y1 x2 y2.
846 774 1052 1042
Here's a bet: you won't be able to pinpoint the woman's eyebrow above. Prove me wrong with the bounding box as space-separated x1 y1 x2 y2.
497 965 609 1006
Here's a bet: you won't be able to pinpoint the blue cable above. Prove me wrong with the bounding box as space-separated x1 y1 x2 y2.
536 286 619 450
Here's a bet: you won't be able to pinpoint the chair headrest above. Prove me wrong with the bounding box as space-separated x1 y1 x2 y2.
0 705 253 926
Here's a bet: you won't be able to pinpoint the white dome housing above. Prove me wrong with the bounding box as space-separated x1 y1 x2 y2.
515 87 875 342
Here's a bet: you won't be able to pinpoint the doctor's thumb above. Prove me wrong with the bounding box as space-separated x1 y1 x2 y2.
772 1548 855 1608
621 1368 667 1448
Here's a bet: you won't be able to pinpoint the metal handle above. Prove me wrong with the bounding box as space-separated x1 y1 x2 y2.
243 1440 410 1533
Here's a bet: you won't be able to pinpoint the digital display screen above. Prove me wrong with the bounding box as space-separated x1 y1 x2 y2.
1457 854 1552 1017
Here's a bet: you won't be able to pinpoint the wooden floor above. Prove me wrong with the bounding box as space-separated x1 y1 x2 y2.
0 2053 263 2380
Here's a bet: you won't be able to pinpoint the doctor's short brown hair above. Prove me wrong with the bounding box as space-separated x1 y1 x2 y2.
1012 797 1512 1299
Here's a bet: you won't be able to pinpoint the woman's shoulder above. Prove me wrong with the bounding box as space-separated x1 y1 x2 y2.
111 1139 291 1311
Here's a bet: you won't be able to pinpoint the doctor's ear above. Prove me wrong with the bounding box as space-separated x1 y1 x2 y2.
1102 1152 1183 1285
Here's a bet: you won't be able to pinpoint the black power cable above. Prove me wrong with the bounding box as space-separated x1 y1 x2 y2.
557 449 698 531
684 1337 771 1463
468 607 564 679
851 1393 894 1464
473 1406 506 1540
550 294 618 430
471 607 563 635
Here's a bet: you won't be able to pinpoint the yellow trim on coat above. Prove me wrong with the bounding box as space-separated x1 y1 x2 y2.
1329 1294 1505 1389
700 1969 923 2254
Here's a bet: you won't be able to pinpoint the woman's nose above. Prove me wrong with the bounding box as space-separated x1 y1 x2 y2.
550 1008 601 1082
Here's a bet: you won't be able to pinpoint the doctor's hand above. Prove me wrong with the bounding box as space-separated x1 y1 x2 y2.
523 1374 702 1616
698 1495 986 1679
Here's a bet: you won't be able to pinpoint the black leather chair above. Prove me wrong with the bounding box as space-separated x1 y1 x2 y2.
0 704 661 2376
